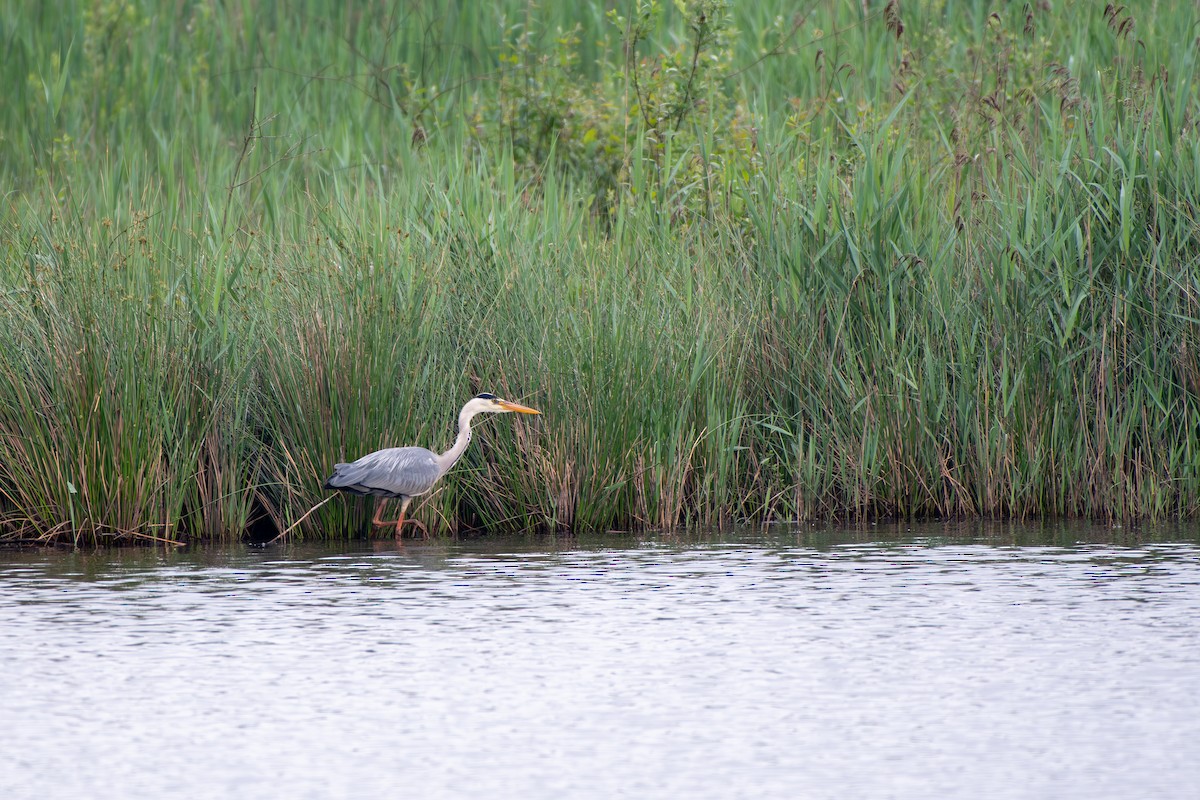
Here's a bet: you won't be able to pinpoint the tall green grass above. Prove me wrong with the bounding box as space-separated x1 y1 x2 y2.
2 0 1199 543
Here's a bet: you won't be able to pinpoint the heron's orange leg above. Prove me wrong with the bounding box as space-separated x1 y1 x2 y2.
372 497 429 539
371 498 391 527
392 502 429 540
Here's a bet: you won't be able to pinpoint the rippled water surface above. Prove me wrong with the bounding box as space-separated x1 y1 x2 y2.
2 524 1200 799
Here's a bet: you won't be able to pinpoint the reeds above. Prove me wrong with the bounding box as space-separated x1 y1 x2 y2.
2 0 1199 542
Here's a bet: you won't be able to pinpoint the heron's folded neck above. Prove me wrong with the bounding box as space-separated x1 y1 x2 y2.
436 408 476 475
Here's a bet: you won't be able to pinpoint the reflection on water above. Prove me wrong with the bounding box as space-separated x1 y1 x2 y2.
2 522 1199 799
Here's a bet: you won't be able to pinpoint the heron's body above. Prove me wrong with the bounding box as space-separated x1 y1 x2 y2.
325 447 442 499
322 393 539 538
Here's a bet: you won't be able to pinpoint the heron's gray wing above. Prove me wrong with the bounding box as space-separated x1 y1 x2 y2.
324 446 441 498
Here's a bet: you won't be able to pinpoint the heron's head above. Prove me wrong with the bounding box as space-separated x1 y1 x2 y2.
468 393 541 417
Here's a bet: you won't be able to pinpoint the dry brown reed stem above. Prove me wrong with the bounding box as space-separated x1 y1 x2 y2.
269 495 336 545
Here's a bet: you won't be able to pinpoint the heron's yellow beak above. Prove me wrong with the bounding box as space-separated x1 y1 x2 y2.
500 400 541 415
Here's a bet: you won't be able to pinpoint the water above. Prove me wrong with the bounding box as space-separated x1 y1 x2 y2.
2 524 1199 799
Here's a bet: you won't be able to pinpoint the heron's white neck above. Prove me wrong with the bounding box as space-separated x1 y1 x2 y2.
436 403 482 476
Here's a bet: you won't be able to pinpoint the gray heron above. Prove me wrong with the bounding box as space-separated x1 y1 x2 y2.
322 393 541 538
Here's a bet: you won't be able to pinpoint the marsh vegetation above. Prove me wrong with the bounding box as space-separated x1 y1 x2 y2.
2 0 1199 543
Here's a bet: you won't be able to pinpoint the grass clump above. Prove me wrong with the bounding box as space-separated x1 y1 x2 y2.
1 0 1199 543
